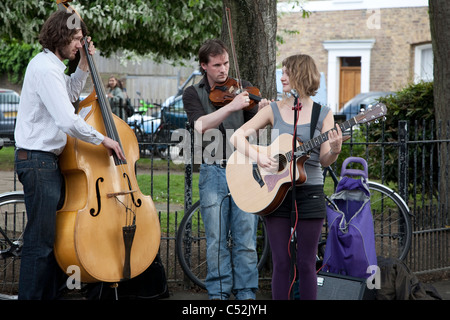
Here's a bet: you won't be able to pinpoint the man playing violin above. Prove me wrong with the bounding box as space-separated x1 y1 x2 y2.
183 39 268 300
14 9 124 300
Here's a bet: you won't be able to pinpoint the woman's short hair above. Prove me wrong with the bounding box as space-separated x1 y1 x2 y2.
39 9 88 53
282 54 320 98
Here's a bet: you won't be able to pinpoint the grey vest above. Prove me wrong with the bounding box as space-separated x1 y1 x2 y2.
194 80 246 162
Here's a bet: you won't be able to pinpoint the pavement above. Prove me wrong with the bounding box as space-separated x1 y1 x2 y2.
0 169 449 301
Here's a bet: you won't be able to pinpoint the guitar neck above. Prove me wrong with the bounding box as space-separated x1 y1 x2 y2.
287 118 357 161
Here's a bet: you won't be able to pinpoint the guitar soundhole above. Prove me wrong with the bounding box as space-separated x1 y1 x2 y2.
274 154 287 172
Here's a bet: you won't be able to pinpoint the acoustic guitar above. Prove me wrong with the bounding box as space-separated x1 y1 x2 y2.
226 103 387 216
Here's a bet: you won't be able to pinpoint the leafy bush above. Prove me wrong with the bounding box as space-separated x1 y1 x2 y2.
375 81 434 138
0 39 40 84
369 81 437 192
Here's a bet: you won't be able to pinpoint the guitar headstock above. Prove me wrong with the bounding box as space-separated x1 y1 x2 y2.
354 103 387 125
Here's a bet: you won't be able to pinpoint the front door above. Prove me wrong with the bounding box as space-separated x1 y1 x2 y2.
339 57 361 109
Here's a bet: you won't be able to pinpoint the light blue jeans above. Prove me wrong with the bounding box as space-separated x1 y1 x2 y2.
199 164 259 300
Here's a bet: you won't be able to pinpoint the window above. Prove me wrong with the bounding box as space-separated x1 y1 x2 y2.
414 43 433 82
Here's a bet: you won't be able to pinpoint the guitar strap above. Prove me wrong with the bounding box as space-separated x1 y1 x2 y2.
310 102 322 139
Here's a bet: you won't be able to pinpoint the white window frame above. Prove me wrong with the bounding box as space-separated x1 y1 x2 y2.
414 43 433 83
323 39 375 112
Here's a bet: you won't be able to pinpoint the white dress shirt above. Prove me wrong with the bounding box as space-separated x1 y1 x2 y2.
15 49 104 155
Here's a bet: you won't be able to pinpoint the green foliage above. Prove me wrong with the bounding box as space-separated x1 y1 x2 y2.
0 0 48 43
0 0 223 83
370 81 437 191
0 146 16 171
137 172 199 207
335 128 368 172
330 81 435 194
0 40 40 83
375 81 434 139
0 0 222 61
75 0 222 60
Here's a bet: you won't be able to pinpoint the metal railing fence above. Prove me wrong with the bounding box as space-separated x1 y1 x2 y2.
1 112 449 293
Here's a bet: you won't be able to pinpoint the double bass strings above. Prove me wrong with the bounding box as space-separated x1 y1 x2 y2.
82 37 135 228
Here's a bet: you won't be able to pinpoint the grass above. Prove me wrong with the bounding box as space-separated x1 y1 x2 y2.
0 146 15 171
137 172 200 208
135 170 199 234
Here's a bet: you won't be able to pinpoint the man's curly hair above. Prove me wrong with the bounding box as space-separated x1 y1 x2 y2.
39 9 88 53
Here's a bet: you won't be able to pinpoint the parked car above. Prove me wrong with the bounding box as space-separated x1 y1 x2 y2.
340 91 394 120
162 70 203 108
0 89 20 141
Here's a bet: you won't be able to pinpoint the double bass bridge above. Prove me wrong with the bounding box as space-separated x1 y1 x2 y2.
107 189 137 198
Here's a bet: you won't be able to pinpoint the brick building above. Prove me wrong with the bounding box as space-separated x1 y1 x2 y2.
276 0 431 112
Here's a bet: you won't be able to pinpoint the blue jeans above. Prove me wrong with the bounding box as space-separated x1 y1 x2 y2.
15 150 66 300
199 164 259 300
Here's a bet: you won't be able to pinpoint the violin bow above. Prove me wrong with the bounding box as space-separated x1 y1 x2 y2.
225 7 244 92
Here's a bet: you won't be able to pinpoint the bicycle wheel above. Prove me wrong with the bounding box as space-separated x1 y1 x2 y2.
368 181 412 261
176 200 270 289
0 191 26 299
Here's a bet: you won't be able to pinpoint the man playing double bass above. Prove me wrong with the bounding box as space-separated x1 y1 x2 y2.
182 39 269 300
14 9 124 300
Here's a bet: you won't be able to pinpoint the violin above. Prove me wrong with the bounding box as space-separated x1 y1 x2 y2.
209 77 262 110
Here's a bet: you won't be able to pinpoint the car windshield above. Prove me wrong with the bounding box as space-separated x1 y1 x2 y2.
360 96 379 106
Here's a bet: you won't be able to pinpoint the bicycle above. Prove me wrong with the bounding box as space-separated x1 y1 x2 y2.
176 200 270 290
128 92 183 161
176 165 412 289
0 191 26 300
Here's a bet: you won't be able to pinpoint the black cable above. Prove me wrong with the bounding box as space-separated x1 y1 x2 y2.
288 91 302 299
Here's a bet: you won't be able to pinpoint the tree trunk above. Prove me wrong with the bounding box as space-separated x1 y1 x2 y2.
221 0 278 100
429 0 450 209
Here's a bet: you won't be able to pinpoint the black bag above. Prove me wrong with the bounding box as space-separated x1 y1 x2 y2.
83 254 169 300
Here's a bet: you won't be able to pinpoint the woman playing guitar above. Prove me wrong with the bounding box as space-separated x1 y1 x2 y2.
229 54 343 300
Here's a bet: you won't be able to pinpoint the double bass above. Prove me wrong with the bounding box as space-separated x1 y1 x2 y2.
54 0 160 283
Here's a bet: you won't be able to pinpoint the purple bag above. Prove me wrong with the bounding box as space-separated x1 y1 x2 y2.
322 157 377 279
